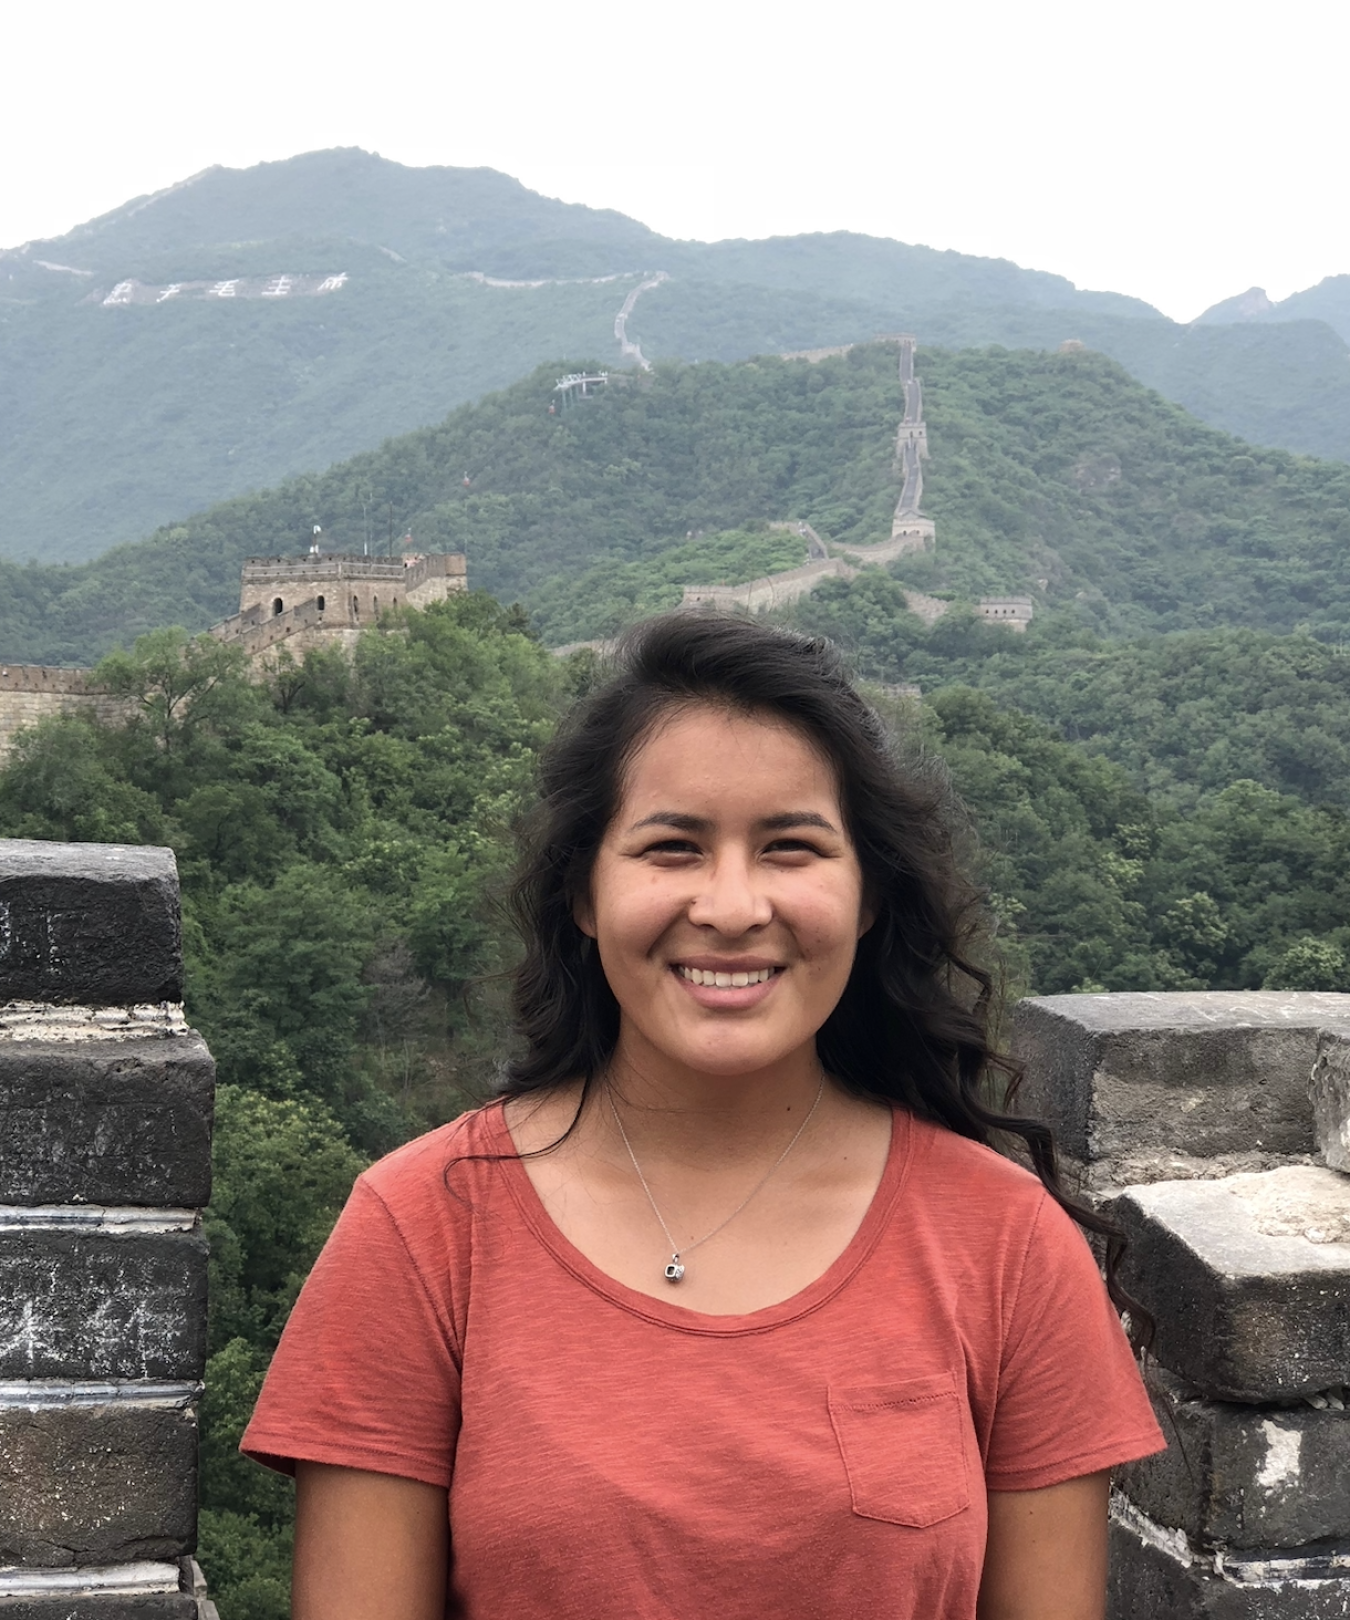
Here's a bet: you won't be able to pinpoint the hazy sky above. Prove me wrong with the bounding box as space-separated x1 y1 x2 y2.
5 0 1345 322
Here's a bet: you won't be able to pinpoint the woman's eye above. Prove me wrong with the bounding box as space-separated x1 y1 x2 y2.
642 839 701 857
764 839 821 857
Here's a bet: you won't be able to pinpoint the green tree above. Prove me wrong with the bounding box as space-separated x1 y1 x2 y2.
95 628 251 753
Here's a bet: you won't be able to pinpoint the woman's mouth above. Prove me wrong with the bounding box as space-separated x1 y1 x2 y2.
676 965 778 987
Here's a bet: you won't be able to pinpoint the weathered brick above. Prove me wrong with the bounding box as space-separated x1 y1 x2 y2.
0 1602 197 1619
0 1036 213 1206
1117 1366 1350 1548
1011 992 1350 1190
0 1225 207 1380
0 1397 197 1564
1112 1167 1350 1401
0 1561 193 1618
1310 1028 1350 1174
1108 1499 1350 1618
0 842 182 1007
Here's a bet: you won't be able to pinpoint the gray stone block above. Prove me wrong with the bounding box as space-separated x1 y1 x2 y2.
0 1562 193 1618
0 1036 213 1206
1311 1029 1350 1173
1117 1366 1350 1548
1108 1500 1350 1618
0 842 182 1007
0 1603 197 1619
1112 1167 1350 1400
0 1224 208 1380
0 1400 197 1564
1012 992 1350 1190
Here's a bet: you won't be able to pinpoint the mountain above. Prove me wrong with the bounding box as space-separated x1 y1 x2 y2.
6 148 1350 568
5 340 1350 666
1196 276 1350 344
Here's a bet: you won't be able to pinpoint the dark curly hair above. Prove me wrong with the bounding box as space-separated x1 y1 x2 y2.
505 610 1140 1321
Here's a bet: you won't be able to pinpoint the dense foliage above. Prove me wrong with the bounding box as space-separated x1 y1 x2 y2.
8 341 1350 665
792 578 1350 809
789 585 1350 992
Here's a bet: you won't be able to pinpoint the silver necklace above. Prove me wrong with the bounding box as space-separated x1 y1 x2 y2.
607 1074 827 1284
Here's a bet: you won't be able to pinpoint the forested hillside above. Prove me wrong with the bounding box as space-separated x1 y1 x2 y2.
6 147 1350 563
6 340 1350 665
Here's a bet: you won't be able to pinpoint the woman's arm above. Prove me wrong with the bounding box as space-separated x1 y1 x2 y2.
293 1461 449 1620
976 1470 1110 1620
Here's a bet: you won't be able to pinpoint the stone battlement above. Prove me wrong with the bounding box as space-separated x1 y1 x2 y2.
1014 992 1350 1618
0 666 132 757
0 837 219 1616
239 552 465 590
0 662 100 696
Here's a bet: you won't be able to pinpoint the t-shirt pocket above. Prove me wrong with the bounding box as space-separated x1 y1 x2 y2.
828 1374 972 1527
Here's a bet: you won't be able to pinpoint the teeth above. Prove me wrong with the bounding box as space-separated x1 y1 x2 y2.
679 967 774 986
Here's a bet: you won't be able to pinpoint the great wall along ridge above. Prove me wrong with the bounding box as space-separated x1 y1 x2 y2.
678 337 1034 631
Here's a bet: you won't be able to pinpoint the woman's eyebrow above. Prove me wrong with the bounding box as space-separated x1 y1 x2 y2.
625 811 839 834
760 811 839 833
627 812 710 833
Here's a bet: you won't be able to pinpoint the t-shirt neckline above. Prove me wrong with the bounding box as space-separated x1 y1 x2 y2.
491 1097 914 1337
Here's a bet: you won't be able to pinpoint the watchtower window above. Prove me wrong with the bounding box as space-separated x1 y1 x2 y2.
316 595 326 612
373 595 379 613
272 597 284 616
352 595 360 617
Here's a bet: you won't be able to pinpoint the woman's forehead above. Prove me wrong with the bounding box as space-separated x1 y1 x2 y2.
618 704 840 808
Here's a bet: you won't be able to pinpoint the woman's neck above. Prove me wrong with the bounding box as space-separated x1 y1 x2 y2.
599 1038 828 1168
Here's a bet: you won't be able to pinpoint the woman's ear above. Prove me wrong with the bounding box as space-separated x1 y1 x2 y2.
573 892 597 939
858 900 877 938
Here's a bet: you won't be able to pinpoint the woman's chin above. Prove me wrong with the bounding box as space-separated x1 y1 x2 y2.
643 1030 814 1080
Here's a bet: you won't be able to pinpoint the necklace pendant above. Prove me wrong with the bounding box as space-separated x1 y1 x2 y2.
664 1258 686 1283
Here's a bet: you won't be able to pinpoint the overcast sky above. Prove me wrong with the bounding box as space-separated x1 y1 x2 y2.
4 0 1345 323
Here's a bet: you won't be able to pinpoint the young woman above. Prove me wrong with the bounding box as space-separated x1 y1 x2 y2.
243 612 1163 1619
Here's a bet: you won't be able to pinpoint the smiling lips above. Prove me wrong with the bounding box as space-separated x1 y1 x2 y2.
677 965 778 988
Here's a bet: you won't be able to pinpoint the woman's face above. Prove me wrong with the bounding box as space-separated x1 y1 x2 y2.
576 703 871 1081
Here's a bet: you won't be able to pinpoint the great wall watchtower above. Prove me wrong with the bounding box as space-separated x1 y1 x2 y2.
218 550 468 658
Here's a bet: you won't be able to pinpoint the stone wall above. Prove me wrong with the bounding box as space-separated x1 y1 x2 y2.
977 597 1034 631
1013 992 1350 1617
0 839 217 1618
0 669 135 763
680 557 858 613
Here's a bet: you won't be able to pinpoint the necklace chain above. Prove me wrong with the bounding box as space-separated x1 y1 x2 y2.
607 1074 826 1284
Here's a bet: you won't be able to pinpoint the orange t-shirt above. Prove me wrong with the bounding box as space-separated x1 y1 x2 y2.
243 1102 1163 1619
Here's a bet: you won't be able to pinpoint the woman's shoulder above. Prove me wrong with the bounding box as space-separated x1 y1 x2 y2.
357 1100 509 1222
893 1111 1095 1292
900 1110 1056 1240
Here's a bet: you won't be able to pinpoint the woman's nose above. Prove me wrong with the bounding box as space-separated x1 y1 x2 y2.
687 853 772 934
